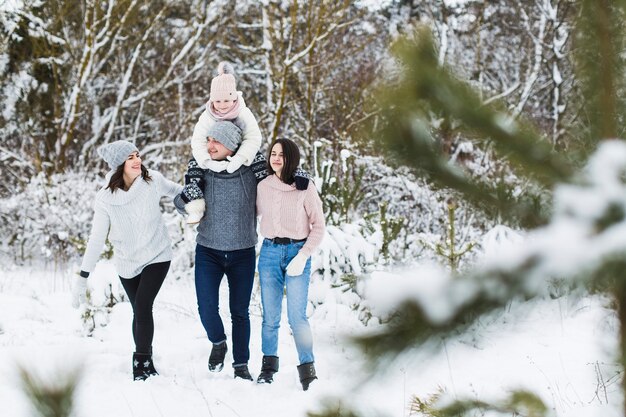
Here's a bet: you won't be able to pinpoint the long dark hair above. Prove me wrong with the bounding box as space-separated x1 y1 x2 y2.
267 138 300 185
106 164 152 192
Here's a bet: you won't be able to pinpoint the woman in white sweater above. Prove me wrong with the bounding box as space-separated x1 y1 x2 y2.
71 140 183 381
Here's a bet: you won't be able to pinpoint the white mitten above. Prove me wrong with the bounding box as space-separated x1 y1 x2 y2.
286 252 309 277
204 159 229 173
226 154 246 174
185 199 206 224
71 273 88 308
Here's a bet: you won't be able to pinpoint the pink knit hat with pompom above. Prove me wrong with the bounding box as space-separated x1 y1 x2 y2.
210 61 237 102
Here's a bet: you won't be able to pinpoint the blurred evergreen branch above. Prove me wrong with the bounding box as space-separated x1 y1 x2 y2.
379 24 574 227
361 0 626 362
308 402 362 417
315 1 626 416
410 389 548 417
19 366 80 417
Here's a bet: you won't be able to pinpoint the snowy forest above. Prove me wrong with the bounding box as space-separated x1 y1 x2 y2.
1 0 625 416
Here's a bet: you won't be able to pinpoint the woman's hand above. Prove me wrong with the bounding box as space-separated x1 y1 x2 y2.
71 273 88 308
286 252 308 277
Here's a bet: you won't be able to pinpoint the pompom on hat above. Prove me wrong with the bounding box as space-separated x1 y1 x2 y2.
207 121 243 152
97 140 139 170
209 61 238 102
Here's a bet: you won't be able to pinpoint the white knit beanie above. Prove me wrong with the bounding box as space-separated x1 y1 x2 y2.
209 61 238 102
97 140 139 169
207 121 243 152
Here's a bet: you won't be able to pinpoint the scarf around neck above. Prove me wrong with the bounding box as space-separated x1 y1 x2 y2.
208 98 242 121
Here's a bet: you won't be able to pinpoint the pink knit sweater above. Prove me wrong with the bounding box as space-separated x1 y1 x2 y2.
256 174 326 257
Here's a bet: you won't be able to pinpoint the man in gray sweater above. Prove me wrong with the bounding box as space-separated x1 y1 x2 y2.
174 121 257 381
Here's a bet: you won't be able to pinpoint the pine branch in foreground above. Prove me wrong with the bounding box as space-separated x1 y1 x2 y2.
311 0 626 414
408 388 548 417
19 365 81 417
377 26 575 228
386 26 573 183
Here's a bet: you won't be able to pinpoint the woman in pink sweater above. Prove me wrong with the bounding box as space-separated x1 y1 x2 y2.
255 138 326 390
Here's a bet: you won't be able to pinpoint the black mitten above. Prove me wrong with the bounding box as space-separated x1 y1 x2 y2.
293 167 311 190
185 158 204 186
250 151 269 183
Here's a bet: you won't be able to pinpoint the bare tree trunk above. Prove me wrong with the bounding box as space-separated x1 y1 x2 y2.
515 3 547 116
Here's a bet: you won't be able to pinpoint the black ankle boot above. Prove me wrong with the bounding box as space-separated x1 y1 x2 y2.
297 362 317 391
233 364 253 380
133 352 158 381
208 341 227 372
256 355 279 384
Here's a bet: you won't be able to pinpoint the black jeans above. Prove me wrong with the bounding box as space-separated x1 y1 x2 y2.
119 261 170 353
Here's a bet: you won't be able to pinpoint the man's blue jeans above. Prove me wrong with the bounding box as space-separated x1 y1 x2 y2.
258 239 314 364
195 244 255 366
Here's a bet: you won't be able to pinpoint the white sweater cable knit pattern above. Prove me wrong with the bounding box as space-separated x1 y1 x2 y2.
80 170 183 278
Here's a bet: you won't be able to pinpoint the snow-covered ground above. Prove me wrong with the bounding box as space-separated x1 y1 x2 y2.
0 262 621 417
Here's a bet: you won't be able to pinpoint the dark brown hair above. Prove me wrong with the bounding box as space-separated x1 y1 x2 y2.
106 164 152 192
267 138 300 185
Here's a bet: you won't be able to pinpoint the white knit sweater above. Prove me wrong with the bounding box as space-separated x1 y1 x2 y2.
80 170 183 278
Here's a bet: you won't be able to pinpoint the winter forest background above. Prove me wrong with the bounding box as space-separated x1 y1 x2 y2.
2 0 626 416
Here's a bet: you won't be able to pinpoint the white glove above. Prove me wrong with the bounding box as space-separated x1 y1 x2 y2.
204 159 229 173
185 198 206 214
185 199 206 224
226 154 246 174
286 252 309 277
71 273 88 308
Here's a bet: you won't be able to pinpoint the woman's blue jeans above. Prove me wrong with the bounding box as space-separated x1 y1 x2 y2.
258 239 314 365
194 244 255 366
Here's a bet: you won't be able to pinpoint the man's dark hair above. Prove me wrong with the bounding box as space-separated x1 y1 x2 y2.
267 138 300 185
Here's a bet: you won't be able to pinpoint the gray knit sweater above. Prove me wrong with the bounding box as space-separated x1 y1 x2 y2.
174 166 257 251
81 170 183 278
